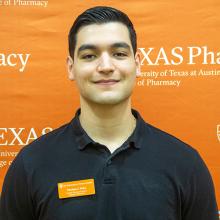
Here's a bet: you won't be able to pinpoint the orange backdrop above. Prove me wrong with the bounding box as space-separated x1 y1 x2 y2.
0 0 219 213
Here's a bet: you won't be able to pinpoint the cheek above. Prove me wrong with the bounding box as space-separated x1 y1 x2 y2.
117 62 136 78
116 58 136 70
74 64 94 81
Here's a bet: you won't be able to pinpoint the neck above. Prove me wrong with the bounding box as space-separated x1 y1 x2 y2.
79 97 136 153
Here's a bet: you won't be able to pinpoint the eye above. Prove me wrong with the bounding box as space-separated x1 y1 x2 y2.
81 54 96 60
113 52 128 58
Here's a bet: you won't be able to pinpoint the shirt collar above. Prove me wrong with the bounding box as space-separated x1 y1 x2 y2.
70 108 146 150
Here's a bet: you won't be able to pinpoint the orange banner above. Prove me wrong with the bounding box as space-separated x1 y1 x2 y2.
0 0 219 213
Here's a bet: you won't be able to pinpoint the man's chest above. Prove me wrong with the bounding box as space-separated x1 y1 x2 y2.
31 164 181 220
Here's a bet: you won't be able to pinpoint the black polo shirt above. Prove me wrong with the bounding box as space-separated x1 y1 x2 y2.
0 109 218 220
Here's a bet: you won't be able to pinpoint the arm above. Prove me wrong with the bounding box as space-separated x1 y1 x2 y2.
182 151 219 220
0 150 35 220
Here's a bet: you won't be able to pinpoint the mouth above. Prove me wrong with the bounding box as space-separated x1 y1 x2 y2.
94 79 120 86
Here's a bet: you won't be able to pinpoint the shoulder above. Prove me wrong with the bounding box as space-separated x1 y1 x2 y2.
16 121 76 167
142 117 196 150
140 119 202 166
140 121 212 186
133 109 199 161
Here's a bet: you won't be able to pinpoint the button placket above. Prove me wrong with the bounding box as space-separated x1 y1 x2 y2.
102 144 130 184
102 157 116 184
106 158 112 166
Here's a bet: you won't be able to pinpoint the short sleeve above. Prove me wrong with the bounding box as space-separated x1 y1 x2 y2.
182 150 219 220
0 149 35 220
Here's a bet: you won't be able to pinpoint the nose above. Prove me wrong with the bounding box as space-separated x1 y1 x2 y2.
97 53 115 74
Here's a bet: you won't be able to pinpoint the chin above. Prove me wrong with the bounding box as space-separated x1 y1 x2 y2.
90 94 130 105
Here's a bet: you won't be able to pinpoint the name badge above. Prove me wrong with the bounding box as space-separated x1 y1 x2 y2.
58 178 95 199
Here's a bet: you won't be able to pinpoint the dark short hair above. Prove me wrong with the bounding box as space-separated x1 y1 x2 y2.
68 6 137 59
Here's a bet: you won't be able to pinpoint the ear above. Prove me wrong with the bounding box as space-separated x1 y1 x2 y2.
66 56 75 80
134 52 141 77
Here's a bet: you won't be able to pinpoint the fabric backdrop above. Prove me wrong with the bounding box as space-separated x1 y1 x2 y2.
0 0 219 215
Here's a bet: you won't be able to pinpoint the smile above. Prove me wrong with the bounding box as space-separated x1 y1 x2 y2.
94 79 120 86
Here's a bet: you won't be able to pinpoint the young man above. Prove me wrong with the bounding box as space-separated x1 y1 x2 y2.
0 6 218 220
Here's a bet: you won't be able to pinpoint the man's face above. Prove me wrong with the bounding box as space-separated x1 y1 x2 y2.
67 22 140 105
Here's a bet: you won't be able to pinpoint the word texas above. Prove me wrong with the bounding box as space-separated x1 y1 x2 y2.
0 53 30 72
139 46 220 65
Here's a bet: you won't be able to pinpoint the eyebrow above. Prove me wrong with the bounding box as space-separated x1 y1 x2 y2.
77 42 131 55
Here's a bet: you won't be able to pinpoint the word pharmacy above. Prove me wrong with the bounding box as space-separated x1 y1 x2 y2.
0 0 48 7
